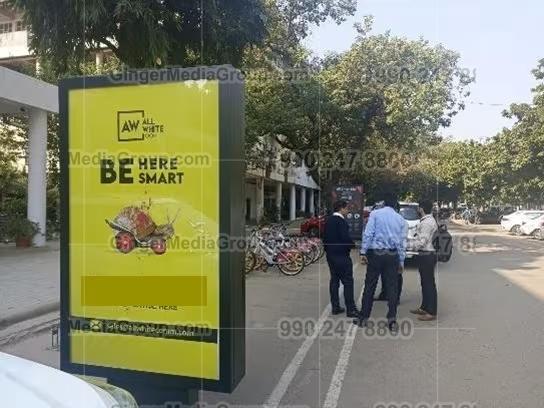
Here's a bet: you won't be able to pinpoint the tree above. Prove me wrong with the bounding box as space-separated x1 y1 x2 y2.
321 18 473 153
12 0 268 73
418 141 490 206
11 0 487 207
300 19 473 197
264 0 356 64
246 17 474 199
244 0 357 167
459 58 544 207
489 81 544 206
0 117 27 219
0 118 25 169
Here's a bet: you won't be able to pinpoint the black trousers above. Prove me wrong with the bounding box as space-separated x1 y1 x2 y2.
418 252 438 315
377 274 403 304
360 250 399 320
326 254 356 311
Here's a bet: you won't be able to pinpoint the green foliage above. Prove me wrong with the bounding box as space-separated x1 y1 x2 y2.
11 0 267 74
321 21 473 152
0 123 27 218
359 165 456 205
245 0 357 168
419 141 485 204
47 187 60 236
264 0 356 62
418 59 544 207
1 111 61 230
15 0 533 211
1 196 27 218
2 217 39 240
0 118 26 168
307 20 473 199
246 15 474 193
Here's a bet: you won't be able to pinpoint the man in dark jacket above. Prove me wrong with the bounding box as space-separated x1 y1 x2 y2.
323 200 358 317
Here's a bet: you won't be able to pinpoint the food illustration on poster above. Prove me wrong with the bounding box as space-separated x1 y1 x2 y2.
106 200 179 255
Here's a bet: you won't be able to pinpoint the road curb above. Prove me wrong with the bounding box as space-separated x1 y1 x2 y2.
0 301 59 330
0 311 60 349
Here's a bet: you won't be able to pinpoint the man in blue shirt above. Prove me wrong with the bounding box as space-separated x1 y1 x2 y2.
354 192 408 331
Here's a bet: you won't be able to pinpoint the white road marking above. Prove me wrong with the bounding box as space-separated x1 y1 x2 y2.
322 268 365 408
263 260 362 408
263 300 334 408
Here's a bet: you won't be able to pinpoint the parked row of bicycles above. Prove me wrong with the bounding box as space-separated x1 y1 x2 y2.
245 224 324 276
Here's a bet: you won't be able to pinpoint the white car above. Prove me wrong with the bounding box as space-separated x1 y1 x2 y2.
399 202 420 258
0 352 137 408
501 210 544 235
520 214 544 237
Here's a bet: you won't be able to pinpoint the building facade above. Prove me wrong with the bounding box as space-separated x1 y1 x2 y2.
0 1 34 69
246 139 320 224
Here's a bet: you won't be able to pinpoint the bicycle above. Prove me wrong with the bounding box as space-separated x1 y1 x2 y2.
246 225 305 276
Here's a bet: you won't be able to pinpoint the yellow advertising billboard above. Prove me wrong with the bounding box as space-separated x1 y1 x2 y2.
60 67 245 393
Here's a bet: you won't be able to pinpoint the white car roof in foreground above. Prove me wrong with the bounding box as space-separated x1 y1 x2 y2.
0 352 115 408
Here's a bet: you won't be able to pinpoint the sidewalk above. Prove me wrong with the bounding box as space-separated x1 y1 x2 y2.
0 241 59 329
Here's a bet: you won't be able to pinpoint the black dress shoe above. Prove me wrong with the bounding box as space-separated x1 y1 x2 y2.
331 307 346 315
346 309 359 318
388 320 399 333
352 316 367 327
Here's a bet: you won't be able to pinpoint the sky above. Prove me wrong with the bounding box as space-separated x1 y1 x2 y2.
305 0 544 141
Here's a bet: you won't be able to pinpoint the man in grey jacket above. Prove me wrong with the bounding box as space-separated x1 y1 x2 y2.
408 200 439 321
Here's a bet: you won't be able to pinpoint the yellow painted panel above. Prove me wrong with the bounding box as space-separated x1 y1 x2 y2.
80 276 207 306
71 332 218 379
68 81 220 379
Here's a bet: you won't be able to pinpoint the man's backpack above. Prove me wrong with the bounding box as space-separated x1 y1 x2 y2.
432 224 453 262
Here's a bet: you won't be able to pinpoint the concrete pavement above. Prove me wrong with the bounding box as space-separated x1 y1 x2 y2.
0 241 59 329
3 224 544 408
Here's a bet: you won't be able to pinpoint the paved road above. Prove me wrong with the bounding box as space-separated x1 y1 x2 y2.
4 224 544 408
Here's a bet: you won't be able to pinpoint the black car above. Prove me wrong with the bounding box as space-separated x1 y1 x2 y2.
474 207 502 224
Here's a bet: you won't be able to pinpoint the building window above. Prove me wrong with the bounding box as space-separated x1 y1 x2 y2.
16 20 25 32
0 22 13 34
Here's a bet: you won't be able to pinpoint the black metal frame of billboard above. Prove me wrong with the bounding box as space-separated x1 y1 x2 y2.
58 66 246 399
